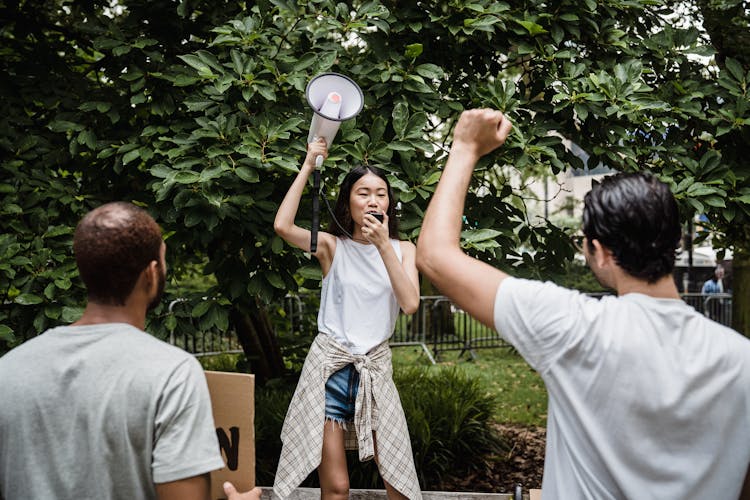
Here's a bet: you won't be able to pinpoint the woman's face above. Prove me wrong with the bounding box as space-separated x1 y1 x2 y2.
349 172 389 225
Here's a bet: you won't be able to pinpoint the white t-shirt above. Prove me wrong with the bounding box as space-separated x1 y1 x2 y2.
494 277 750 499
318 238 402 354
0 323 225 500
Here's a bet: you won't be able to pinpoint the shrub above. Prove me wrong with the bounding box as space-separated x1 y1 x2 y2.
198 353 245 372
254 379 296 486
394 366 507 489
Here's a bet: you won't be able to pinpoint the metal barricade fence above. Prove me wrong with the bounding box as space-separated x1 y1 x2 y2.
408 296 512 361
164 292 735 358
167 299 244 357
680 292 732 326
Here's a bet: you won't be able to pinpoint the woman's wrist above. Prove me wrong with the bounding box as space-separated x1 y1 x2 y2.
375 238 392 254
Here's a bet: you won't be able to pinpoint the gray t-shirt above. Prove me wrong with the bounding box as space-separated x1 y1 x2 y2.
0 323 225 500
495 277 750 499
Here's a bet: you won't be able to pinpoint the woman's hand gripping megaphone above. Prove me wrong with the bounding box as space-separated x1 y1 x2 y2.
304 137 328 254
305 137 329 171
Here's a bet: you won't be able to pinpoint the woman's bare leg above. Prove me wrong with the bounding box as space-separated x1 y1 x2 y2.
319 421 350 500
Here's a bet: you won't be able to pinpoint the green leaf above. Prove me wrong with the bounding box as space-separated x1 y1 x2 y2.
123 148 141 165
4 204 22 215
165 314 177 332
293 53 317 72
44 306 61 320
179 54 211 74
151 164 173 179
113 44 131 56
54 277 72 290
271 236 284 254
267 272 285 289
49 120 83 133
423 171 442 186
61 306 84 323
15 294 43 305
0 325 15 342
173 171 201 184
316 51 337 70
192 300 212 318
703 196 726 208
173 74 201 86
404 43 423 59
387 141 413 151
515 20 548 36
9 256 32 266
298 265 322 281
235 166 260 183
392 102 409 137
724 58 745 83
461 228 501 243
414 64 443 79
214 308 229 332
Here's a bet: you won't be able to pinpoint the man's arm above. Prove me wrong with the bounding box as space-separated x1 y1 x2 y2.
416 109 513 329
155 476 262 500
155 474 211 500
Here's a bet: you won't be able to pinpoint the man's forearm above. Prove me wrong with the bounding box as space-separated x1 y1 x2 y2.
419 144 479 259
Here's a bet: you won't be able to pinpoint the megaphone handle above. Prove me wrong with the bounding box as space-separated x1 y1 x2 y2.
315 155 324 168
310 170 321 254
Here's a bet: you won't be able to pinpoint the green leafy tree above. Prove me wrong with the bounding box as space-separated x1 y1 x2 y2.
2 0 749 368
0 0 250 353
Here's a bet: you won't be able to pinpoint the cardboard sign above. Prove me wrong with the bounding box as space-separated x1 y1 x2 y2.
205 371 255 500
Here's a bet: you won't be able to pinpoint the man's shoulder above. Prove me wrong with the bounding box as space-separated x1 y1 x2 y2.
117 326 197 363
501 276 592 297
0 326 62 367
1 323 193 366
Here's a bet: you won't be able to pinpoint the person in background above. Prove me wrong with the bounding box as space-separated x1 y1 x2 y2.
272 139 422 500
0 202 261 500
701 264 725 294
416 109 750 499
701 264 727 320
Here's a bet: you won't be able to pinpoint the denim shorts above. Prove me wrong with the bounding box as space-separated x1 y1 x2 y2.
324 364 360 425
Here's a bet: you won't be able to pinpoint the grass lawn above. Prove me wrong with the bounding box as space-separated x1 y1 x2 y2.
391 345 548 427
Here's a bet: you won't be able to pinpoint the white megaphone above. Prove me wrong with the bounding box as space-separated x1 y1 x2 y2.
305 73 363 253
306 73 364 167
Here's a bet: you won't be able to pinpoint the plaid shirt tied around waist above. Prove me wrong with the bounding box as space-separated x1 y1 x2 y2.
273 333 422 499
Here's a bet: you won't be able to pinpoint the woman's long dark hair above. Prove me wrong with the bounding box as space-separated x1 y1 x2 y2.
327 165 399 238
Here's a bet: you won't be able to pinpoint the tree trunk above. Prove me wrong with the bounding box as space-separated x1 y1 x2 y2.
732 250 750 336
697 0 749 336
230 299 285 385
419 277 457 345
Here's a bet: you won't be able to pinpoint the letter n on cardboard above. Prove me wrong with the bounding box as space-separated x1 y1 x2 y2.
205 371 255 499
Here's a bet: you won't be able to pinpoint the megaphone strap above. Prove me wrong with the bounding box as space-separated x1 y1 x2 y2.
310 170 321 253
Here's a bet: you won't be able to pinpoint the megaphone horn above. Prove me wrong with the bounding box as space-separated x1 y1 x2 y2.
306 73 364 161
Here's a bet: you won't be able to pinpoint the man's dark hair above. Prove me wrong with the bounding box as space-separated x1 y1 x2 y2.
327 165 399 238
582 172 681 283
73 202 163 305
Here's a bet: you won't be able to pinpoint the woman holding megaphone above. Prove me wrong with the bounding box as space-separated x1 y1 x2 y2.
272 138 422 500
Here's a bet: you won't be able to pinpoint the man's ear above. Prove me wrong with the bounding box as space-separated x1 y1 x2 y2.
590 239 614 269
144 260 160 293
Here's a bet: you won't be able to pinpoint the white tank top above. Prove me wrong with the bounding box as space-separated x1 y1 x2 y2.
317 238 402 354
